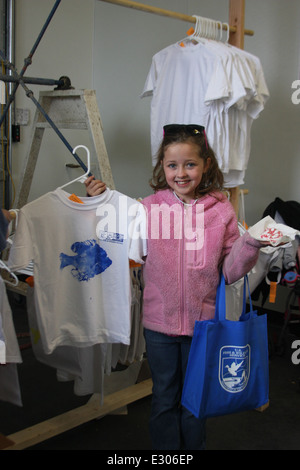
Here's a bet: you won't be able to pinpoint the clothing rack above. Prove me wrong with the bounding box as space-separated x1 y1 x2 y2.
2 0 253 450
98 0 252 215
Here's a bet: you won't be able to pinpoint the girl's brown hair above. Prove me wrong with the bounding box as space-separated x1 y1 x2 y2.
150 124 224 198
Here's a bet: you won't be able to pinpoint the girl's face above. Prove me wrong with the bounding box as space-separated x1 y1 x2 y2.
163 142 210 204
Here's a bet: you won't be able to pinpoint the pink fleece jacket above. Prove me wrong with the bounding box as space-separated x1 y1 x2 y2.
141 189 262 337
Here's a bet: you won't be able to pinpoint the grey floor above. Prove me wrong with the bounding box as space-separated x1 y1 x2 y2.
1 292 300 451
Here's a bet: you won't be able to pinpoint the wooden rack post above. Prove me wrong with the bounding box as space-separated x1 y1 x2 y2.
229 0 246 48
228 0 246 215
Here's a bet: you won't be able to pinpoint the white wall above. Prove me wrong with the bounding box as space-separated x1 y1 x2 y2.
243 0 300 224
12 0 300 226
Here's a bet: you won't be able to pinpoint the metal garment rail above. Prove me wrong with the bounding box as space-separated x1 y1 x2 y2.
0 50 91 175
0 74 68 88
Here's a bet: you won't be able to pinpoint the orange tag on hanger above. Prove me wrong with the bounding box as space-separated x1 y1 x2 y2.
129 259 141 268
69 194 84 204
187 27 194 36
25 276 34 288
179 42 185 47
269 282 277 303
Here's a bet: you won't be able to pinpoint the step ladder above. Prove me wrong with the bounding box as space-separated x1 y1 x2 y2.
15 89 115 209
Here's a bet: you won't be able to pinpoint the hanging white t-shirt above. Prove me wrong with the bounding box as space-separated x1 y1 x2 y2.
142 39 269 184
8 188 147 354
206 41 269 173
141 41 230 165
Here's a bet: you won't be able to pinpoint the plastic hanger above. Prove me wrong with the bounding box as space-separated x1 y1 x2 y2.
179 16 228 46
60 145 91 189
178 16 205 46
222 22 230 43
191 16 206 43
0 259 18 286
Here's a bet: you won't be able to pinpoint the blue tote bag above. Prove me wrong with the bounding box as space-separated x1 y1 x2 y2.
181 273 269 419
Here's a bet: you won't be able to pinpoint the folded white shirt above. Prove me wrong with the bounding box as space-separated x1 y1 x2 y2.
248 216 300 247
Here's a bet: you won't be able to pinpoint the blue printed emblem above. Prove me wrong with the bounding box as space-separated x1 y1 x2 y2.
98 231 124 244
219 345 250 393
60 239 112 282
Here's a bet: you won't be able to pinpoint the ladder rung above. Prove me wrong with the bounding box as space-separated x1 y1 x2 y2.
35 121 88 130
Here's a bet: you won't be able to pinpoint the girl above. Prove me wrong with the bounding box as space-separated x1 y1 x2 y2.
85 124 264 450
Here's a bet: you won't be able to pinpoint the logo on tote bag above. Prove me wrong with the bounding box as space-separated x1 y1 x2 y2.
219 345 250 393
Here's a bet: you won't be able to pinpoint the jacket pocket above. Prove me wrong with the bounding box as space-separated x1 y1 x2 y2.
142 282 164 325
185 226 223 268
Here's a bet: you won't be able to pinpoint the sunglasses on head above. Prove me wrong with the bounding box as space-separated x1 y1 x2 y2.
163 124 208 149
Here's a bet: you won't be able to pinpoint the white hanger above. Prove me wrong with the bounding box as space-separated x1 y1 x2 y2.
217 21 223 41
192 16 205 43
0 259 18 286
222 22 230 43
191 16 222 43
177 15 204 46
60 145 91 189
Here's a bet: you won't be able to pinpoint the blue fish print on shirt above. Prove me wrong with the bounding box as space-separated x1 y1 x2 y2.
60 239 112 282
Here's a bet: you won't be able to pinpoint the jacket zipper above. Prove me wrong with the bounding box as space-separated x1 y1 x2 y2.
180 206 186 334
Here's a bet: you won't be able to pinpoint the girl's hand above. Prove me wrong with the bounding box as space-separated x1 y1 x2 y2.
2 209 13 223
84 176 106 197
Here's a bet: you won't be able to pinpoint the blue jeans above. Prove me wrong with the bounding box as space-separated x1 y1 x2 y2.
144 328 206 450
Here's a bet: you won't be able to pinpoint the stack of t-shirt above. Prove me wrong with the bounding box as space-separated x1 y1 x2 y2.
141 38 269 187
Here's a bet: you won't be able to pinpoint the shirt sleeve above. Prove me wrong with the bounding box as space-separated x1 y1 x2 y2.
128 202 147 263
7 210 33 271
140 47 168 98
217 198 262 284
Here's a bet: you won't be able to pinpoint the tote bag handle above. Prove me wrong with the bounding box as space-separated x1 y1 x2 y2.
241 275 254 320
215 273 253 322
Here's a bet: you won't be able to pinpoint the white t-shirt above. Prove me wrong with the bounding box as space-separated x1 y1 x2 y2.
142 39 269 183
141 41 230 165
8 188 147 354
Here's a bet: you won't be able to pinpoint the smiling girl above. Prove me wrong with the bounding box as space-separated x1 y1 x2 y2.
85 124 264 451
